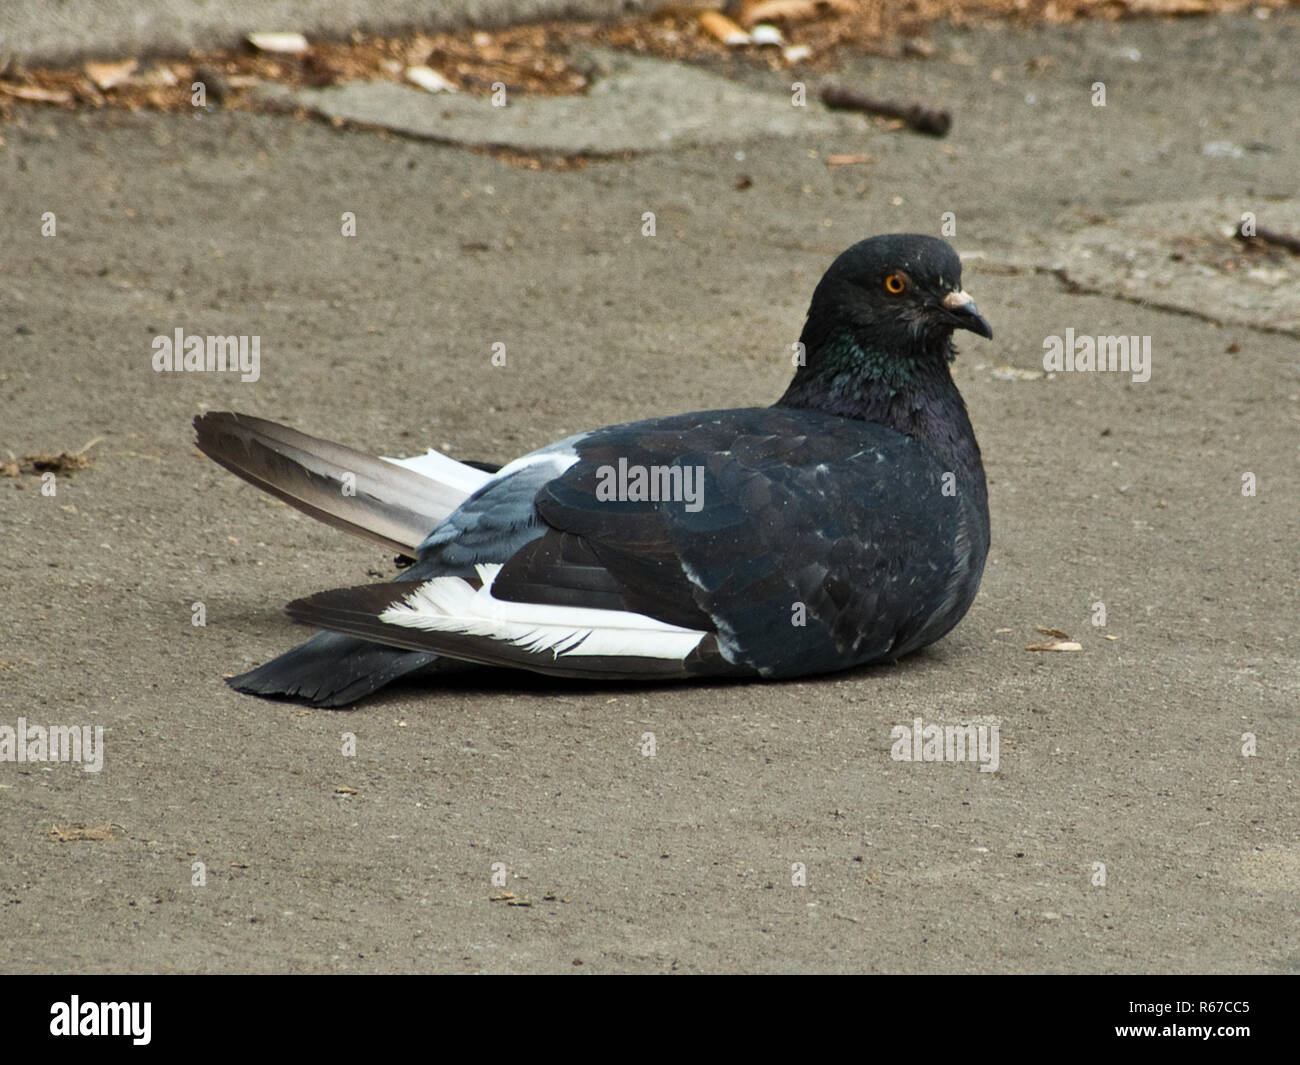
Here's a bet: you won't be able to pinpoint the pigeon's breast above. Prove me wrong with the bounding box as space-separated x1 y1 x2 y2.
684 426 989 676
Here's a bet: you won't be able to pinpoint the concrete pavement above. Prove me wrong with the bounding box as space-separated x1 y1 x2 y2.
1 10 1297 973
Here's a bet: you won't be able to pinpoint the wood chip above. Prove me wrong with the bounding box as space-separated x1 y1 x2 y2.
826 153 873 166
334 785 359 795
1025 640 1083 652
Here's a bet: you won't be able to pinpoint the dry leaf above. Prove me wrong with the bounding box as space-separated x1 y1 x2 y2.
740 0 840 26
7 446 96 477
1121 0 1212 11
0 82 74 104
651 3 722 18
31 451 93 472
84 59 138 91
1036 627 1072 639
698 12 751 46
134 66 179 87
405 65 457 93
248 32 310 54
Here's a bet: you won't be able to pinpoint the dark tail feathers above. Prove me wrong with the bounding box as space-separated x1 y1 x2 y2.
228 630 468 708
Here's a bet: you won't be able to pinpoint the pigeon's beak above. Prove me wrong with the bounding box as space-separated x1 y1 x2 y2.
941 289 993 340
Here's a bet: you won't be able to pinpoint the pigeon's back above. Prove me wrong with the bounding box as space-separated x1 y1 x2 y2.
526 406 989 678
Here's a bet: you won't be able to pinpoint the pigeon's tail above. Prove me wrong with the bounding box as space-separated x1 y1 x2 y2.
227 629 472 708
194 412 494 554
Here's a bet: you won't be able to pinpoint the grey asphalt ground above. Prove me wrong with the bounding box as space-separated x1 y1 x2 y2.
1 11 1297 973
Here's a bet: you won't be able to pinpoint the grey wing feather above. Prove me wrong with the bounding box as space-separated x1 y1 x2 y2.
414 436 587 570
194 412 473 554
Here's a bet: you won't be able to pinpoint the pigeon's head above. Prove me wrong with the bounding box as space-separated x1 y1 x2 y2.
805 234 992 355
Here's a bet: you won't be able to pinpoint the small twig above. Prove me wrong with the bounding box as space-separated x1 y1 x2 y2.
819 84 951 136
1235 223 1300 255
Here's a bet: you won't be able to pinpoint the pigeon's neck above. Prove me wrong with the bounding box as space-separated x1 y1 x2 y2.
776 328 983 470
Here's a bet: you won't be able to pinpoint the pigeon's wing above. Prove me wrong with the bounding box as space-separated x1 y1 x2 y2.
522 407 988 675
284 418 728 679
286 408 986 680
285 432 717 680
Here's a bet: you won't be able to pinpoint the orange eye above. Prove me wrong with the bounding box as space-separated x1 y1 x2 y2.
884 272 908 294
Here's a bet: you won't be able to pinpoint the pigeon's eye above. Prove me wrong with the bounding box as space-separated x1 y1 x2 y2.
884 272 910 295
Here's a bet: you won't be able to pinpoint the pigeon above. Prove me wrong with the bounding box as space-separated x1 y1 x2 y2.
195 233 992 707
